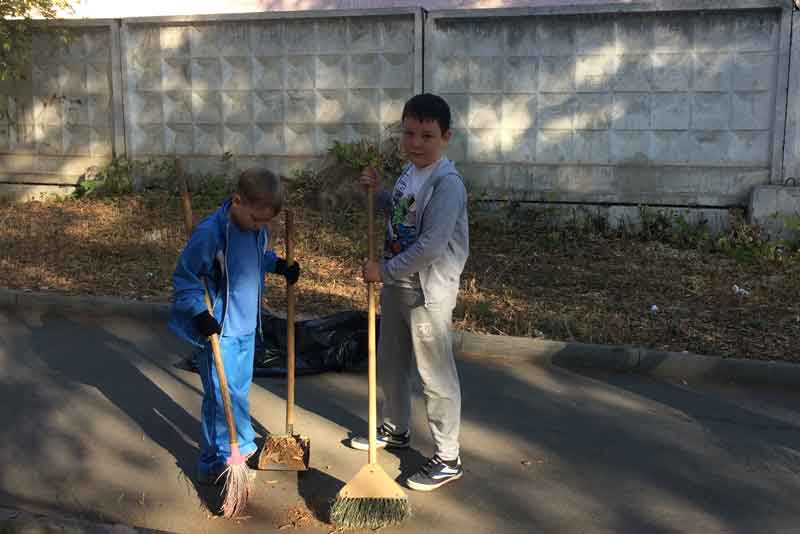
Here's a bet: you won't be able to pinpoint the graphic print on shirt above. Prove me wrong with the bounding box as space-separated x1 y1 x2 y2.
386 174 417 258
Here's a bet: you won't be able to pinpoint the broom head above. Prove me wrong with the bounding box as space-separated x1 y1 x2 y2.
219 448 251 518
330 464 410 529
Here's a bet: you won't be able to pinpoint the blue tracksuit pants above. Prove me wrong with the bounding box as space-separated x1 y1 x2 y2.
197 332 258 474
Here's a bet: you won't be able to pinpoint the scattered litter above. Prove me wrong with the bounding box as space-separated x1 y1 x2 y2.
650 304 659 315
143 229 164 243
278 504 318 530
733 284 750 297
533 329 545 338
521 460 532 466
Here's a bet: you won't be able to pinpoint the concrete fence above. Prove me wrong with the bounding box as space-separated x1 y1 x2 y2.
1 1 798 230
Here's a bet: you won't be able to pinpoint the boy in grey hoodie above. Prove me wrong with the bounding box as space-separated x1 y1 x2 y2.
349 93 469 492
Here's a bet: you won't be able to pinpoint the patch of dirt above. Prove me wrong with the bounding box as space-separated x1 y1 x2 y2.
1 193 798 363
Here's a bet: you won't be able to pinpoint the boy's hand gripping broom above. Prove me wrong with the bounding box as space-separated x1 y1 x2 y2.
177 158 252 518
258 209 311 471
330 182 410 529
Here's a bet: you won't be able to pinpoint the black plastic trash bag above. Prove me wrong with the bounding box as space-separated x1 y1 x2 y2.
178 310 378 377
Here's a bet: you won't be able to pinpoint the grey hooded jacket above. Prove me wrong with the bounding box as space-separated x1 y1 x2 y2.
377 157 469 307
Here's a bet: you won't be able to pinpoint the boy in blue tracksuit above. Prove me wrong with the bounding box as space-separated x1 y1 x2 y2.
350 93 469 491
169 168 300 484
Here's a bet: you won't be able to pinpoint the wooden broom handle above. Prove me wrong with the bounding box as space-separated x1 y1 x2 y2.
178 159 239 455
285 210 296 435
203 279 241 453
367 185 377 465
177 158 193 235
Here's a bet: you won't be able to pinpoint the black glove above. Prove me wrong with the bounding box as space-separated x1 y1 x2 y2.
192 311 221 338
275 258 300 286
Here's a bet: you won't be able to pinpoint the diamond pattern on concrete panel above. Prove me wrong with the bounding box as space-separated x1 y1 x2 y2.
383 19 414 53
87 63 110 94
254 91 284 123
63 97 90 127
220 24 250 57
165 124 194 154
286 91 315 123
254 123 285 154
349 90 379 124
90 126 113 156
349 55 381 89
161 26 190 58
191 59 222 91
131 92 164 124
36 123 63 155
194 124 223 155
380 89 410 124
0 24 114 158
33 97 62 126
285 123 314 155
164 91 193 124
349 19 381 53
59 64 87 97
253 57 284 90
192 91 222 124
224 124 253 155
85 30 111 62
425 8 781 190
222 91 253 124
251 23 284 56
190 25 221 58
381 55 412 89
286 56 315 89
11 123 36 153
316 91 346 124
163 59 191 92
63 125 91 156
317 55 346 90
124 15 417 157
285 21 315 53
132 124 164 154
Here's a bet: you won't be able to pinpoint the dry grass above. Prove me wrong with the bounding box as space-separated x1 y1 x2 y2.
1 192 798 363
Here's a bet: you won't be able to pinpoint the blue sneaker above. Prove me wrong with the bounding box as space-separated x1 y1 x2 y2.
406 455 463 491
349 423 410 451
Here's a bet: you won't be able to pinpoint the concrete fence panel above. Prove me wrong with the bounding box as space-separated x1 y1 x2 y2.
119 8 422 178
425 1 793 208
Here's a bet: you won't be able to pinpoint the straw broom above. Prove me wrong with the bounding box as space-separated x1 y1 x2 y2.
257 209 310 471
177 158 252 518
329 181 410 529
201 281 252 518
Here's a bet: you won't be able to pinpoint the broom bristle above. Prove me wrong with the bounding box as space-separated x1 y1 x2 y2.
330 495 410 530
220 463 251 518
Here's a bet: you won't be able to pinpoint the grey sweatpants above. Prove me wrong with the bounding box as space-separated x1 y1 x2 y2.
378 284 462 461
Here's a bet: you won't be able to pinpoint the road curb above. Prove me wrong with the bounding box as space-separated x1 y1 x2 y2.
0 507 174 534
3 288 798 388
0 288 170 320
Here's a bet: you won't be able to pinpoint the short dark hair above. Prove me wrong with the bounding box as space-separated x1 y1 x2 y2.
237 168 283 213
401 93 451 134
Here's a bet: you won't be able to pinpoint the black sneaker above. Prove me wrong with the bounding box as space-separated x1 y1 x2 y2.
406 455 463 491
349 423 410 451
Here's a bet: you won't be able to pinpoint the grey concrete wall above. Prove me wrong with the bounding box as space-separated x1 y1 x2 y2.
784 10 800 181
120 9 421 178
0 22 120 200
0 2 795 211
425 4 791 207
